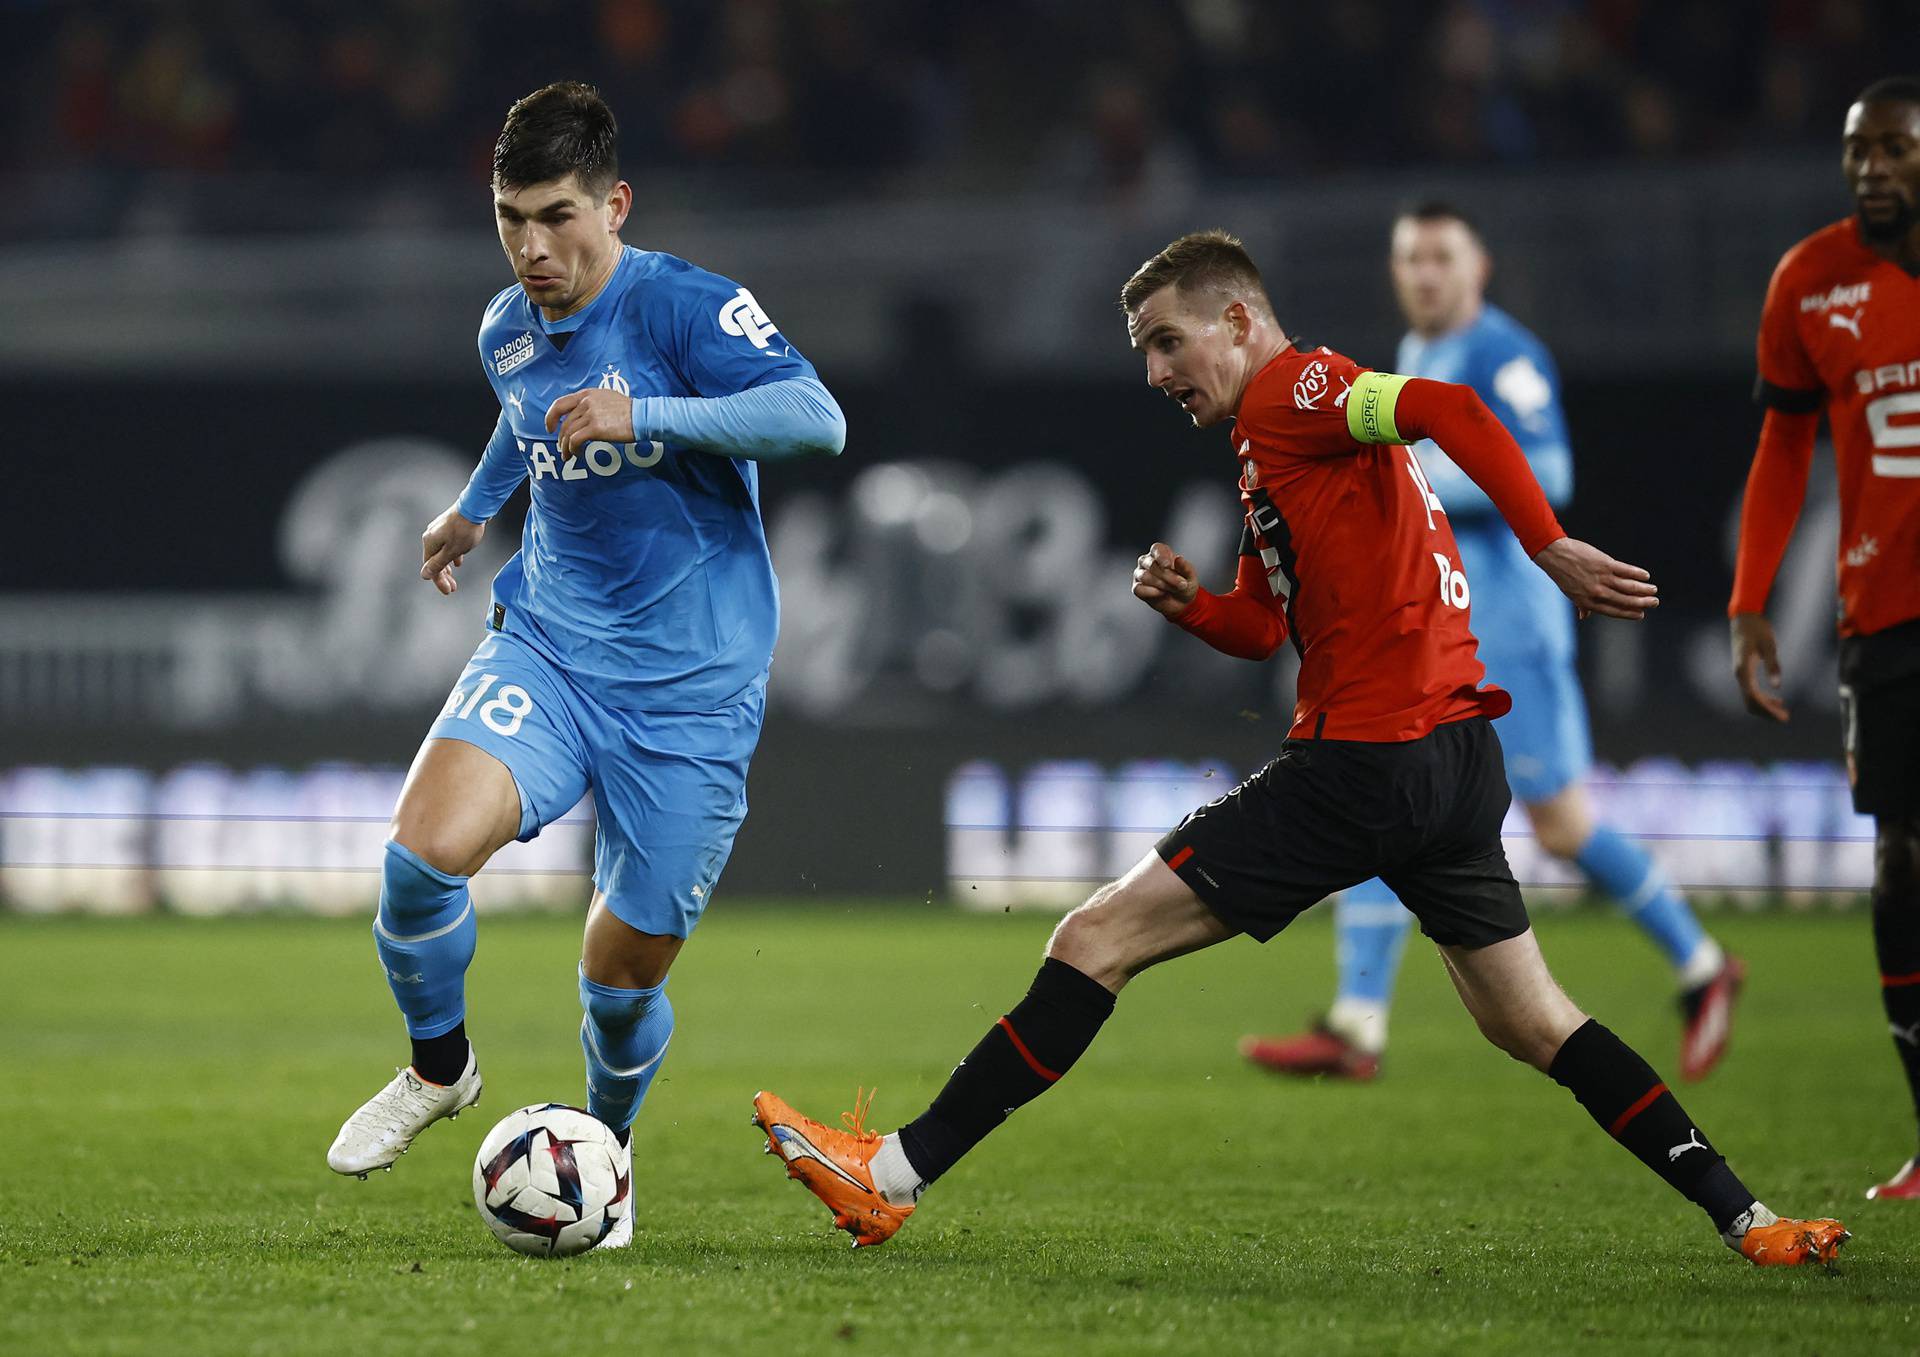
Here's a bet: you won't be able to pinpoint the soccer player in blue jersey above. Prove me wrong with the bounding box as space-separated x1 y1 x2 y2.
1241 202 1743 1084
325 83 845 1248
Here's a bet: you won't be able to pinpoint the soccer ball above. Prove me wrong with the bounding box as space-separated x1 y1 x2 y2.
471 1103 630 1257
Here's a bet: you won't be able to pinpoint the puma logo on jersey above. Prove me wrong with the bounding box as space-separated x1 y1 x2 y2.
507 389 525 416
1667 1129 1707 1162
1830 309 1864 340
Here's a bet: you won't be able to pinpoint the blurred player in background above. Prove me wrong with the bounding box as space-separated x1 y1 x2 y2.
752 231 1846 1267
1243 204 1741 1084
324 82 845 1247
1730 76 1920 1202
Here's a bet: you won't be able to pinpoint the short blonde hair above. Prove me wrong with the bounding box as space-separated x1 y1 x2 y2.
1120 229 1270 316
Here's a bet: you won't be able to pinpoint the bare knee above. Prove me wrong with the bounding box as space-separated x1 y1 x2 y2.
1473 1013 1551 1069
582 896 684 989
1524 782 1595 862
1046 880 1136 992
389 740 523 877
1475 1000 1586 1070
1527 798 1592 861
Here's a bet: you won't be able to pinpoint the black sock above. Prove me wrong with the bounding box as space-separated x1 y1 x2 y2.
1872 858 1920 1131
410 1023 469 1086
1547 1019 1754 1233
897 958 1116 1185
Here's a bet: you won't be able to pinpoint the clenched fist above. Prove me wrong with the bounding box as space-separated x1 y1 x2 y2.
1132 542 1199 617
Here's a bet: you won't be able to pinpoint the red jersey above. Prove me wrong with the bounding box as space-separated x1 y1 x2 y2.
1742 218 1920 637
1176 346 1565 742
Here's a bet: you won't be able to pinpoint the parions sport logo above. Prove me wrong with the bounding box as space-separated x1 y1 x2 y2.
493 331 536 375
1799 282 1871 313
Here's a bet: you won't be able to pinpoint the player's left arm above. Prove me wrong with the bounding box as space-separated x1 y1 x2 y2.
1348 372 1656 621
1419 345 1573 516
546 273 846 461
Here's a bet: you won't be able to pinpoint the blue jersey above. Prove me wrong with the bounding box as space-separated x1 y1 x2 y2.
472 246 817 711
1395 303 1573 662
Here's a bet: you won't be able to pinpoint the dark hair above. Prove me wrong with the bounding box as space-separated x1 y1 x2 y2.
1394 198 1483 243
1855 76 1920 108
1119 229 1270 315
493 81 619 196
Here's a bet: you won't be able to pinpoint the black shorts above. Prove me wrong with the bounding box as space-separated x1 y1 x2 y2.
1155 716 1528 949
1838 618 1920 818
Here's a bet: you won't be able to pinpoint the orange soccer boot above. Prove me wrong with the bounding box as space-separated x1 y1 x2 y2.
1867 1155 1920 1200
1736 1215 1851 1267
752 1088 914 1248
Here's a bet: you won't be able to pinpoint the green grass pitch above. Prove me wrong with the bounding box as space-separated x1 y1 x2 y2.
3 902 1917 1355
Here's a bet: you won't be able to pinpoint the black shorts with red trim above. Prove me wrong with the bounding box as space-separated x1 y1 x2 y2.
1156 716 1528 949
1839 617 1920 817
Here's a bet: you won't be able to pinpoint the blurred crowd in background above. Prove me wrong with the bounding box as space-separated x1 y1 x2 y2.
5 0 1904 231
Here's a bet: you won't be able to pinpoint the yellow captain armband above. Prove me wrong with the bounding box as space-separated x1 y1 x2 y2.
1346 370 1413 445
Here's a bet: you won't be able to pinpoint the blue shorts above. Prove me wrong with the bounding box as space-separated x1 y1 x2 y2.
428 630 762 938
1481 648 1591 804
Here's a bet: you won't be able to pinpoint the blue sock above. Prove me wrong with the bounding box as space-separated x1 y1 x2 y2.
1574 825 1706 972
579 968 674 1136
372 840 476 1040
1334 877 1413 1006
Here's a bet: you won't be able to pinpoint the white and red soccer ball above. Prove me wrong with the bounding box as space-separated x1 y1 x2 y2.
471 1103 630 1257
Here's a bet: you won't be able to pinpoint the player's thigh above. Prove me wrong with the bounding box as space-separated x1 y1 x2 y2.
409 632 593 874
390 738 524 877
1844 673 1920 819
585 690 764 941
1436 928 1587 1068
1481 648 1592 804
1156 741 1384 944
1047 852 1237 991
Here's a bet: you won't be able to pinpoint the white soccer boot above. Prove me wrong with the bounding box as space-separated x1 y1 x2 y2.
327 1050 482 1177
592 1136 635 1250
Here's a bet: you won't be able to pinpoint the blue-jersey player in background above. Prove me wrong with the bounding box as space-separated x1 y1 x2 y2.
326 83 845 1248
1241 202 1744 1085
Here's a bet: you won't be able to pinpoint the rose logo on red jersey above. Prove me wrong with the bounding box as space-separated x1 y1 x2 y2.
1293 361 1331 409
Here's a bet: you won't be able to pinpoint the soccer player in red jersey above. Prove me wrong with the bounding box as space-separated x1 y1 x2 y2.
1730 76 1920 1202
754 230 1846 1266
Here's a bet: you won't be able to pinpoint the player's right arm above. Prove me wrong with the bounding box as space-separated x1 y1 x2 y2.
1132 541 1288 660
421 412 525 595
1728 249 1826 722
